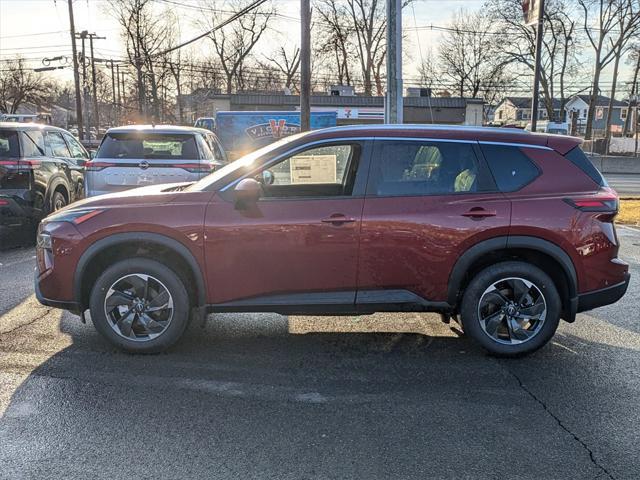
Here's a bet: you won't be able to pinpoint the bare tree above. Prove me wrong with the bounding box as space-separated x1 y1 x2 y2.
578 0 640 139
109 0 172 121
345 0 387 95
437 10 507 99
265 46 301 93
198 0 273 94
315 0 353 87
623 45 640 135
0 57 50 114
487 0 579 122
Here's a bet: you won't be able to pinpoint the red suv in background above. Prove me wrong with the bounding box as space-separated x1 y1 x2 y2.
35 125 630 356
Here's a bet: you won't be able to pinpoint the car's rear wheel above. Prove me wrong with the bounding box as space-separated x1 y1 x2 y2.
89 258 191 353
50 191 67 213
460 261 561 357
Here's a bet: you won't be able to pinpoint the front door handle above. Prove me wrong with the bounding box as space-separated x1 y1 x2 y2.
461 208 497 218
321 214 356 225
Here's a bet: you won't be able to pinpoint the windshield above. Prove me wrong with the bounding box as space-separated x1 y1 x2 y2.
188 132 306 191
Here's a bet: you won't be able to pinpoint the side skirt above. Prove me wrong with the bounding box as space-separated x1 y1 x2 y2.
207 289 454 316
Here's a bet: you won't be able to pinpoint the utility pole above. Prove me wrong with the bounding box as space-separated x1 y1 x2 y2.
385 0 403 124
77 31 91 139
530 0 545 132
67 0 83 140
110 60 117 125
88 33 106 132
300 0 311 131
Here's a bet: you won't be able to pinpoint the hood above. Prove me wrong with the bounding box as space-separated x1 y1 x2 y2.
54 182 191 214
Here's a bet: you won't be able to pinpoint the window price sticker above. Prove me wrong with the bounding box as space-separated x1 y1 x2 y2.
290 154 337 184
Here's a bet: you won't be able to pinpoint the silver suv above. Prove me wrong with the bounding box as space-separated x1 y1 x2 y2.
85 125 227 197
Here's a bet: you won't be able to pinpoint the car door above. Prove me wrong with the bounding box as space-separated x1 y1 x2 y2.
356 138 511 307
43 130 73 200
203 140 372 308
62 132 89 201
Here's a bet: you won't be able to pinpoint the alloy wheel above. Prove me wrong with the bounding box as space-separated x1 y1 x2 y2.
104 273 174 342
477 277 547 345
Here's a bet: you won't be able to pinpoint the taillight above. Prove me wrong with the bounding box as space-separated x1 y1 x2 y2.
181 162 217 173
0 159 40 171
564 188 619 213
85 161 116 171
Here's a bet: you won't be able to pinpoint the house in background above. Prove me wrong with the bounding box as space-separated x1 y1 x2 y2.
494 96 564 125
564 95 627 135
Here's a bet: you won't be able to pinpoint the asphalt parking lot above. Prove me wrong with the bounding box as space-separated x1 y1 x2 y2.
0 227 638 480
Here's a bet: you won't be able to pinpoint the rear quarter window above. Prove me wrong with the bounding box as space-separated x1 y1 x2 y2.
479 144 540 192
564 146 607 187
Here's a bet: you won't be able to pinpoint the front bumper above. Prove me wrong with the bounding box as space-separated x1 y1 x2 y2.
576 273 631 313
34 267 81 313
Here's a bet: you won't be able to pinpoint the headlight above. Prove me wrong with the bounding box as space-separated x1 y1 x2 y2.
36 231 52 250
44 208 104 225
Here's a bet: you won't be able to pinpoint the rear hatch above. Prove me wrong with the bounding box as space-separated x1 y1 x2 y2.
0 129 28 191
85 131 214 195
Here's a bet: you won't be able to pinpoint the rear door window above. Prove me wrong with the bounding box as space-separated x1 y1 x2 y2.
97 133 199 160
367 140 487 196
45 131 71 158
479 144 540 192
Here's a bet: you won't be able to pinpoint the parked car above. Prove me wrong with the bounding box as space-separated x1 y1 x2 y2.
84 125 227 197
35 125 629 356
194 117 215 131
1 122 87 236
525 121 570 135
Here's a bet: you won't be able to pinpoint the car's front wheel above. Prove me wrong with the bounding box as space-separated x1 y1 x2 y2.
460 261 561 357
89 258 191 353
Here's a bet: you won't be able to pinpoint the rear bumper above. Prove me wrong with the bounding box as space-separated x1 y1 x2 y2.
576 273 631 313
0 191 37 227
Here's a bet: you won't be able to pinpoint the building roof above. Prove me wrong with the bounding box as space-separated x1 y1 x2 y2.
573 94 627 107
228 93 481 108
501 96 563 109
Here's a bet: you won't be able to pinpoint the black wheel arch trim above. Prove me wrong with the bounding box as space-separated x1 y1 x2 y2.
447 235 578 319
74 232 207 310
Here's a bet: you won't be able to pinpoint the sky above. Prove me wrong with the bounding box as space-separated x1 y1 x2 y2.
0 0 625 97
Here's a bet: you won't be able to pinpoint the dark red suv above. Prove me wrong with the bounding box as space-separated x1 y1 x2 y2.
35 126 630 356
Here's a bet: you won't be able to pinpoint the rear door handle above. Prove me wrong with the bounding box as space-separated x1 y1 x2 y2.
321 214 356 225
461 208 497 218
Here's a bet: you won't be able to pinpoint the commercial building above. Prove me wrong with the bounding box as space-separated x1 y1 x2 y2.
178 88 485 126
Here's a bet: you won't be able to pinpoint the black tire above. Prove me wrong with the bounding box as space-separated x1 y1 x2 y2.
49 190 67 214
89 258 191 353
460 261 561 357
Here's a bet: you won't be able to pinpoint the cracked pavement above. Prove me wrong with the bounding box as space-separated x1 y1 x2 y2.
0 227 639 479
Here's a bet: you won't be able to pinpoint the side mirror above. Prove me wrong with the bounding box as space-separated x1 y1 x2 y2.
89 150 96 159
233 178 262 209
261 169 275 185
